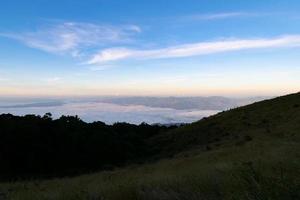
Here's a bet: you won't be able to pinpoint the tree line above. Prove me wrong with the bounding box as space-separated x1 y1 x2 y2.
0 113 177 180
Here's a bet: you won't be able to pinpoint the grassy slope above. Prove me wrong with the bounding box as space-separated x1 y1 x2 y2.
0 93 300 200
150 92 300 156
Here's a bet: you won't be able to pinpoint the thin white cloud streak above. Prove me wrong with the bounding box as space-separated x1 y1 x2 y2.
179 11 274 22
87 35 300 64
184 12 248 20
43 77 63 85
89 65 117 71
0 22 141 56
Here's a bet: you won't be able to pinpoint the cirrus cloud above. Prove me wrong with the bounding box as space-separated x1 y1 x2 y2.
182 12 249 21
87 35 300 64
0 22 141 57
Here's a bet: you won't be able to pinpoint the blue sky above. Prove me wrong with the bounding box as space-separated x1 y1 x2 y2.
0 0 300 97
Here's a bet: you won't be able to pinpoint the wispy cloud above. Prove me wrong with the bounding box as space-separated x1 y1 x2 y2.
89 65 117 71
43 77 63 85
0 22 141 56
183 12 249 21
86 35 300 64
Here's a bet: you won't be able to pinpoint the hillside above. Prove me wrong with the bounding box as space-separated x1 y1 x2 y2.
150 92 300 156
0 92 299 200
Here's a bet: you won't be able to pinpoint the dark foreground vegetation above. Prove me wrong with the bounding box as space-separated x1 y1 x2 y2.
0 113 176 180
0 92 299 200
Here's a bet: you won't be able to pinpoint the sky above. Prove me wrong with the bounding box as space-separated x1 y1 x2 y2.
0 0 300 97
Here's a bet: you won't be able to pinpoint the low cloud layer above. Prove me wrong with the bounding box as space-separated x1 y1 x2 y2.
0 101 219 124
0 96 266 124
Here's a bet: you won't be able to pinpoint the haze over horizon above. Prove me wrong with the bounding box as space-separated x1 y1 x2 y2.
0 0 299 97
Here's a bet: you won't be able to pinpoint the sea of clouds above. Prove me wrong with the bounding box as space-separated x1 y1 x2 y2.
0 99 219 124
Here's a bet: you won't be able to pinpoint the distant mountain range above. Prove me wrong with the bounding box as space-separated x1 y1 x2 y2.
0 101 65 109
98 96 269 110
0 96 268 110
